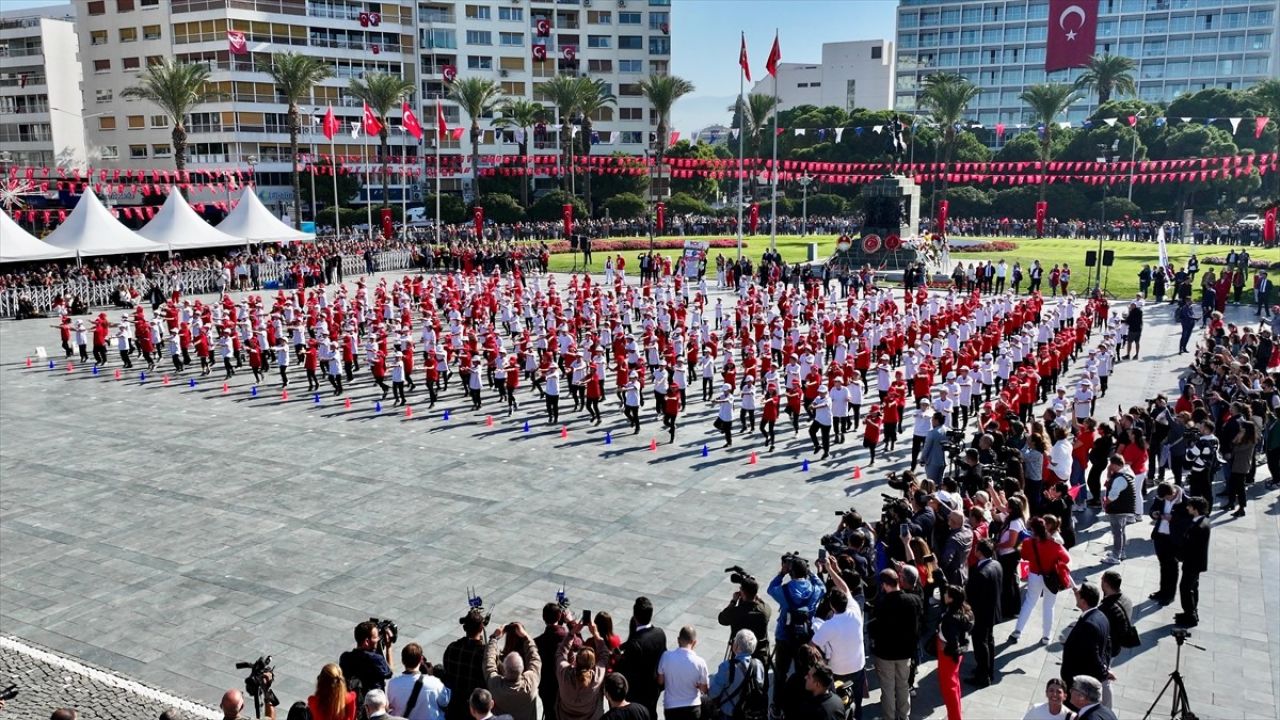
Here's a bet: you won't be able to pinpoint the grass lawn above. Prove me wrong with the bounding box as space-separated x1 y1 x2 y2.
546 234 1280 301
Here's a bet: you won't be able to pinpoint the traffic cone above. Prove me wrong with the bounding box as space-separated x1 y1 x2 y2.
25 357 31 368
344 397 352 409
281 389 289 401
748 452 758 465
222 382 229 394
251 385 258 397
852 465 862 480
162 375 170 386
560 426 568 439
92 366 99 375
66 362 74 372
443 409 451 421
405 405 413 418
139 371 146 382
701 444 709 457
188 378 196 388
604 431 612 445
485 415 494 427
801 459 810 472
48 360 55 370
114 368 121 380
313 393 321 404
374 400 382 413
649 438 657 451
523 420 530 433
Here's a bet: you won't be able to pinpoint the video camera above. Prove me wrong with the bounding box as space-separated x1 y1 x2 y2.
885 470 912 494
556 584 571 610
368 617 399 651
462 587 492 628
941 428 968 455
233 656 278 719
0 684 17 702
724 565 756 587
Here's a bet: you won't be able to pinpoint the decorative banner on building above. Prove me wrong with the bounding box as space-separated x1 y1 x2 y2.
1045 0 1099 71
441 64 458 83
535 18 551 37
532 44 547 61
561 45 577 63
227 30 248 55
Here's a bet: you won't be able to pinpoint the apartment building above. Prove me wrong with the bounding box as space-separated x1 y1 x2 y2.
0 4 87 171
750 39 895 114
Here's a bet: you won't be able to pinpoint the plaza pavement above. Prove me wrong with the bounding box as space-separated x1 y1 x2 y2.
0 273 1277 720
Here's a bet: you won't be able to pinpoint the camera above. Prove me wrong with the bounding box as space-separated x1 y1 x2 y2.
368 617 399 649
234 656 278 719
556 585 571 610
462 587 492 628
0 684 17 702
885 471 912 493
724 564 756 587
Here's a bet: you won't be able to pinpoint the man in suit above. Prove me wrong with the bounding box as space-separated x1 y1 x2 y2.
1069 676 1118 720
1149 482 1192 604
1060 583 1111 692
616 596 668 720
964 538 1002 687
921 412 948 483
1175 496 1212 628
1256 270 1271 317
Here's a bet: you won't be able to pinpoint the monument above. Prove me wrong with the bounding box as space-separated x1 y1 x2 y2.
827 174 925 272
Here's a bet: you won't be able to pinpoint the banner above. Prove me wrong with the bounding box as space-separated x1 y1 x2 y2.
381 207 394 240
227 30 248 56
749 203 759 234
562 203 574 238
1045 0 1099 71
683 240 708 279
1035 201 1048 236
1266 207 1277 246
473 206 484 237
656 201 666 233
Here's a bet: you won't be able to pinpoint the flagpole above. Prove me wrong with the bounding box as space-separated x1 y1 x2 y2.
736 60 744 263
769 30 778 252
330 132 340 240
435 126 442 245
309 118 317 230
362 129 373 235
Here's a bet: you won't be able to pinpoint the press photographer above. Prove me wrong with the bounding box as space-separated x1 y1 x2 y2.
232 656 278 719
442 606 491 720
717 566 771 658
339 620 395 707
766 553 824 692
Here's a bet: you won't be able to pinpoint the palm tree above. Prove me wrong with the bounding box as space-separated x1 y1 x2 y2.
1251 79 1280 199
265 52 333 229
448 77 504 200
574 77 616 215
535 75 585 192
493 98 547 207
918 72 979 199
1073 54 1137 107
120 59 219 172
638 74 695 233
348 72 415 208
727 93 778 157
1019 83 1083 202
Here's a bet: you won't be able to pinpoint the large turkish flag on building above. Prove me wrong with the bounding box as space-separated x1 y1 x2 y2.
1045 0 1099 71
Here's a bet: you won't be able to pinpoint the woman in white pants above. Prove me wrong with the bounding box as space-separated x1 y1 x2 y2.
1011 515 1073 644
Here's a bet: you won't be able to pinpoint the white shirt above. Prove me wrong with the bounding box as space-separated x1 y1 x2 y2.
657 647 708 709
1049 439 1074 481
387 670 451 720
1022 701 1071 720
811 605 865 675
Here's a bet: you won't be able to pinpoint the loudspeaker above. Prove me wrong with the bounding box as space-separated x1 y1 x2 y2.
569 235 580 250
1102 249 1115 267
1085 250 1097 267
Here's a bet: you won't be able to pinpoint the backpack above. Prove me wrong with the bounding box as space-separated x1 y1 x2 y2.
716 657 767 720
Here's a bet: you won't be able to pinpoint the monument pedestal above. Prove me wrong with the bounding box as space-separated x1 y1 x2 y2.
827 175 929 272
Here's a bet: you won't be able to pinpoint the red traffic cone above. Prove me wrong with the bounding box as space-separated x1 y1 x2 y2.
113 368 121 380
281 389 289 401
344 397 352 409
66 362 74 372
222 382 229 394
25 357 32 368
485 415 494 427
748 452 758 465
649 438 657 451
162 375 170 385
560 426 568 439
405 405 413 418
852 465 862 480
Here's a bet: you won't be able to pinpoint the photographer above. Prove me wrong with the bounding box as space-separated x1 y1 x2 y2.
483 624 540 720
955 448 984 498
340 621 395 702
388 643 451 720
442 609 490 720
810 555 866 720
717 570 771 658
766 555 824 689
534 604 569 720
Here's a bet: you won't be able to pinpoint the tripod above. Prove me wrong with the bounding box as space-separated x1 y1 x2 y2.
1142 631 1202 720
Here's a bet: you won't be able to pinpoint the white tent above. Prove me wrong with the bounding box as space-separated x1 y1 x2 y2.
216 188 314 243
40 188 162 257
137 189 244 249
0 208 74 262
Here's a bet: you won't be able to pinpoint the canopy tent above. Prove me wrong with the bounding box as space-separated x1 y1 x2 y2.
40 188 163 257
0 208 74 262
216 189 314 243
137 190 245 249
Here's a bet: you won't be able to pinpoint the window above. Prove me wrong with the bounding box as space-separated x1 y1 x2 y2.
961 6 980 23
90 30 107 46
1248 33 1272 51
120 27 137 42
98 116 116 130
116 0 134 10
498 7 522 21
500 81 525 95
100 145 119 159
619 83 643 96
940 8 960 24
1005 27 1024 42
649 11 669 30
140 0 158 6
1249 9 1274 27
587 58 613 72
618 12 641 24
150 114 168 128
467 55 493 70
498 56 524 72
1169 15 1193 32
146 55 163 66
620 130 643 143
871 45 882 60
619 107 643 120
95 88 113 103
127 115 145 129
152 144 172 157
619 35 642 50
466 30 492 45
845 79 857 109
588 35 610 48
619 58 643 73
129 144 148 159
122 56 141 71
142 25 161 40
93 59 111 73
648 37 669 54
588 10 611 24
424 29 457 50
500 32 523 46
465 5 491 20
87 0 105 14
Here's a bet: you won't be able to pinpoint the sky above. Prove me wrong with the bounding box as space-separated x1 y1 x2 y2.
4 0 900 134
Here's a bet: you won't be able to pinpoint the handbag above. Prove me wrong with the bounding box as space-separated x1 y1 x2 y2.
1034 539 1066 594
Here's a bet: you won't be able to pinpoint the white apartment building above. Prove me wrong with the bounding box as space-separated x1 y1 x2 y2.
750 39 895 113
72 0 673 214
0 4 87 170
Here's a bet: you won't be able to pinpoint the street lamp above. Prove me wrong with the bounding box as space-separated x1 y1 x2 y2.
798 174 814 236
1093 140 1118 292
246 154 259 187
1127 110 1146 202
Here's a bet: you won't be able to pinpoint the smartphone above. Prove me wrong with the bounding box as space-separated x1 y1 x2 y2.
580 609 591 625
817 547 828 562
899 523 910 537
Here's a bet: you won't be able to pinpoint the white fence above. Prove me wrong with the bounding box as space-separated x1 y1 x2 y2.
0 249 418 319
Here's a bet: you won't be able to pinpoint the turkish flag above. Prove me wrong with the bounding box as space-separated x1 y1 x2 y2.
362 103 384 136
1035 201 1048 236
739 32 751 82
1046 0 1098 71
532 44 547 62
227 30 248 56
322 106 340 140
474 206 485 237
936 200 949 237
1265 207 1277 246
563 203 574 237
436 99 448 141
765 33 781 77
656 202 666 232
402 101 423 140
749 203 759 234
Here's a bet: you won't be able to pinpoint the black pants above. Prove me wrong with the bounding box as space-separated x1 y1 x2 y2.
1153 532 1179 601
1228 471 1248 509
662 411 677 442
93 343 108 365
911 435 925 469
762 418 776 448
119 350 133 368
972 621 996 683
998 552 1021 619
1179 569 1201 619
665 706 699 720
625 404 640 432
545 395 559 424
392 381 406 405
809 421 830 455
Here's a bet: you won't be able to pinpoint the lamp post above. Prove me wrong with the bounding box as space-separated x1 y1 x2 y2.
1093 140 1118 292
1127 110 1145 202
798 174 813 236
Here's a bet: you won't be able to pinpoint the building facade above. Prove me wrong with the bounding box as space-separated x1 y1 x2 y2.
894 0 1279 132
71 0 673 214
750 39 895 113
0 4 87 171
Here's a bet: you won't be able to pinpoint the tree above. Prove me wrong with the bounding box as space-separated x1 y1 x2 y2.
529 189 587 221
1019 83 1083 202
535 75 584 192
1250 79 1280 200
120 59 219 172
942 186 992 218
603 192 647 219
492 98 547 207
300 157 362 211
477 192 524 223
448 77 504 199
729 94 778 157
665 191 712 216
661 140 725 201
574 78 616 215
638 74 696 238
1073 54 1137 106
265 52 333 229
919 73 979 200
590 152 649 206
424 193 468 224
348 73 415 210
804 193 846 216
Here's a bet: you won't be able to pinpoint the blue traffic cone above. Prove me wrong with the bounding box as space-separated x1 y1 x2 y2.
250 385 258 397
374 400 382 413
604 431 612 445
801 459 810 472
139 371 146 382
92 366 99 375
523 420 530 433
443 409 450 421
189 378 197 388
48 360 55 370
313 393 321 404
701 444 709 457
